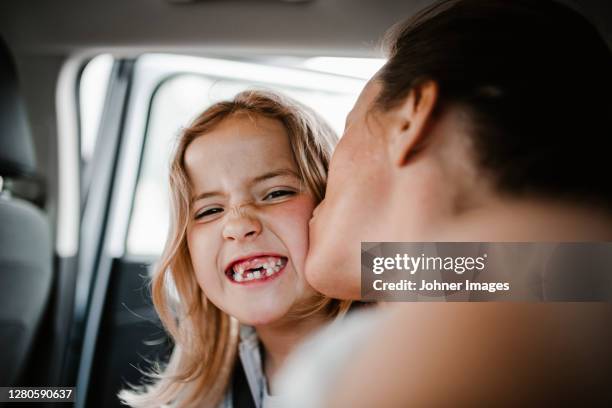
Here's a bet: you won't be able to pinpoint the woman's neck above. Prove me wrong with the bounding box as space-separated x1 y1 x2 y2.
254 308 330 394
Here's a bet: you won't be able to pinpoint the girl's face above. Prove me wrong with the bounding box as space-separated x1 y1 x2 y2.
184 114 318 326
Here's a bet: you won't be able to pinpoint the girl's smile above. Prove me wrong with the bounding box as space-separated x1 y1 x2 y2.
225 253 288 284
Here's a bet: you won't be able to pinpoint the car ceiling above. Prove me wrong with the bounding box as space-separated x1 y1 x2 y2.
1 0 610 57
0 0 436 57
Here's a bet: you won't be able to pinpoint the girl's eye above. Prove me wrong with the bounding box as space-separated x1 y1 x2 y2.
263 189 296 201
195 207 223 220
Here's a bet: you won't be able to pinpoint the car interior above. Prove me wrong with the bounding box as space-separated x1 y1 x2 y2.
1 0 611 407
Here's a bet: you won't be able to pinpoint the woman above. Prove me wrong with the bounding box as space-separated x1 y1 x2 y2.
283 0 612 406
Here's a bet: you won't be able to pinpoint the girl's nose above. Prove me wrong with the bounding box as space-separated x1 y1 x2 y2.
222 209 262 241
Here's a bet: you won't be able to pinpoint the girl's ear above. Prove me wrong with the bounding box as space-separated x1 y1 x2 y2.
385 80 439 167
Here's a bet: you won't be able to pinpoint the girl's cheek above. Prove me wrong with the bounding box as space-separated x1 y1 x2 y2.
263 199 315 231
187 226 220 273
262 196 315 254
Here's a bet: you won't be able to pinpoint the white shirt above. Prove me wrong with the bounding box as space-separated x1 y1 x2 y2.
221 325 282 408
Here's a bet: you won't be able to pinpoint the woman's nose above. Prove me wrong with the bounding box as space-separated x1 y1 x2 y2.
222 211 262 241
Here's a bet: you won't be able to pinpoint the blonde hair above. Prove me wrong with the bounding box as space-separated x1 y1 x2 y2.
119 90 351 407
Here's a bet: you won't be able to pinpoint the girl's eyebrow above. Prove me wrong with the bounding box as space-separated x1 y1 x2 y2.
251 168 300 184
191 169 300 204
191 190 223 204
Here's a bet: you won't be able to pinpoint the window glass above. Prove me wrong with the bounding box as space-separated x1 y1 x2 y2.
79 54 114 163
126 56 384 256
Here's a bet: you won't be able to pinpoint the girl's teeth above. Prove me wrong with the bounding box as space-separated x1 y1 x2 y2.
231 257 286 282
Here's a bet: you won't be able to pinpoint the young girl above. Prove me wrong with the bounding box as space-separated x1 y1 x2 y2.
119 90 351 407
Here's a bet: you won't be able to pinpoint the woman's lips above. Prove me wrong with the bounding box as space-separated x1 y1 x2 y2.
226 255 288 284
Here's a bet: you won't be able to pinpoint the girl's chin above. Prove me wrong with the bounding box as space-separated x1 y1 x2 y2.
227 290 319 326
235 306 292 327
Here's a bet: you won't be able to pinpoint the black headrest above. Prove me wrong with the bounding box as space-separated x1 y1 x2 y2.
0 38 36 178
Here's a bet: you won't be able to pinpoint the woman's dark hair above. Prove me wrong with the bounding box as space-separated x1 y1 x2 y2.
378 0 612 206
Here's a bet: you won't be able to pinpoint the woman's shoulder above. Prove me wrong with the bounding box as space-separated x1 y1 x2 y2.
275 307 384 407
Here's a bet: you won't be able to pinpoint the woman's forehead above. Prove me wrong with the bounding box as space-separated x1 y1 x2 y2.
350 80 382 121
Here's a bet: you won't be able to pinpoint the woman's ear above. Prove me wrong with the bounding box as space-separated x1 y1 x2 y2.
386 80 439 167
